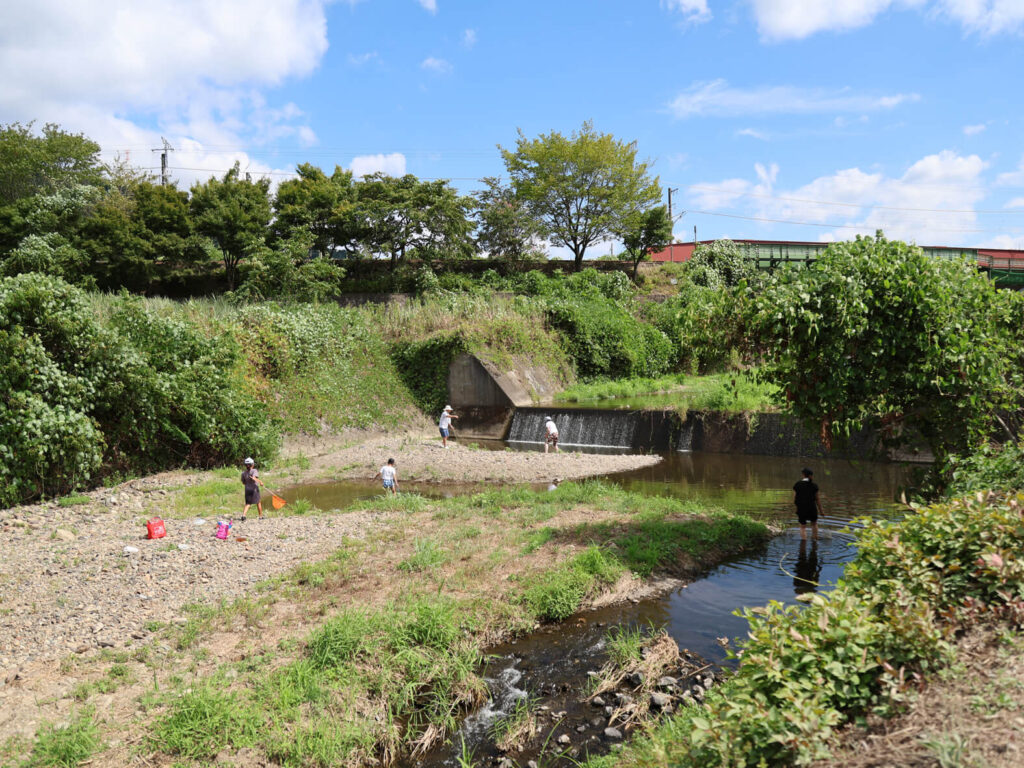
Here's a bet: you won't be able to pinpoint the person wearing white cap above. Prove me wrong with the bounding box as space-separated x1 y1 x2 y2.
438 405 458 449
544 416 559 453
240 457 265 521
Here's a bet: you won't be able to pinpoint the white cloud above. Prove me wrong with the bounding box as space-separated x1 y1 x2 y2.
750 0 1024 40
662 0 712 24
0 0 329 113
667 79 919 118
963 123 987 135
0 0 327 187
995 156 1024 187
350 152 407 177
348 51 380 67
463 28 477 47
736 128 770 140
421 56 453 74
978 234 1024 248
935 0 1024 35
688 150 993 242
416 0 438 12
1005 197 1024 208
750 0 924 41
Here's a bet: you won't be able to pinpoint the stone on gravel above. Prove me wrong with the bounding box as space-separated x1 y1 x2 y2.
658 676 678 689
604 727 623 740
557 734 571 745
650 692 672 709
123 546 139 554
591 695 606 707
54 529 76 542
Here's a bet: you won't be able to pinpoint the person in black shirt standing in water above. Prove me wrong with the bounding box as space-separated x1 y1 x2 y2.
793 467 823 540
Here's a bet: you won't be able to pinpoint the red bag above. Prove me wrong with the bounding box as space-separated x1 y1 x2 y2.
146 518 166 539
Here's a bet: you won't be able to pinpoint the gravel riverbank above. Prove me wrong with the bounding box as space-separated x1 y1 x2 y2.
0 431 660 678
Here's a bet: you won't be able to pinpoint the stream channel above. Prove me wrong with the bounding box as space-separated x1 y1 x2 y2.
285 448 912 767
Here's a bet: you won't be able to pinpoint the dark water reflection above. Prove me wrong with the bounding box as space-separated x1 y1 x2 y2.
604 452 910 663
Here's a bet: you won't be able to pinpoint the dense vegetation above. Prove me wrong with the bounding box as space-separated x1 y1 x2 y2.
586 488 1024 768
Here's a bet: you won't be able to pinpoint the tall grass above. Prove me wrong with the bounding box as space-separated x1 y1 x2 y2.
555 373 688 402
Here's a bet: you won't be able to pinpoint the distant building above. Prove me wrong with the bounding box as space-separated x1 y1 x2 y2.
649 239 1024 286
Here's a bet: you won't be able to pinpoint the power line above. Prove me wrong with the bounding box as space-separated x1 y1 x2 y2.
685 184 1024 215
686 208 1011 235
166 165 487 181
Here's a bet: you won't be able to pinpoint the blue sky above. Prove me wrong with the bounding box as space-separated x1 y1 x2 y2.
2 0 1023 250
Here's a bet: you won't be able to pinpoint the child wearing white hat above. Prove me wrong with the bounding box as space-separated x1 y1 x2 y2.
438 405 458 449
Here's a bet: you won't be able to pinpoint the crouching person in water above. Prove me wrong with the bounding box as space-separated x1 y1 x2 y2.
374 458 399 495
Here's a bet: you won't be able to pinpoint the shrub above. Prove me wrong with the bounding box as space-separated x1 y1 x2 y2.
0 274 278 506
545 296 672 380
943 441 1024 496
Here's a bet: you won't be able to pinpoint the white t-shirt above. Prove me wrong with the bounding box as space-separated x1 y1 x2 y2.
545 419 558 436
380 465 396 482
439 412 452 429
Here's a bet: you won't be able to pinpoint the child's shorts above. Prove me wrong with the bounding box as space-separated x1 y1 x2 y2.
383 479 395 490
439 428 449 438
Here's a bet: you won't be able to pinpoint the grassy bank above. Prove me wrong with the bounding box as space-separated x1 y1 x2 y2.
585 490 1024 768
7 481 767 768
555 371 779 414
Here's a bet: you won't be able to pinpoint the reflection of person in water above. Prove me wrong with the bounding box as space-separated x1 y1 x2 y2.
793 539 822 595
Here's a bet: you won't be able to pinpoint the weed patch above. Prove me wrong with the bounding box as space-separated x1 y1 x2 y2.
23 709 103 768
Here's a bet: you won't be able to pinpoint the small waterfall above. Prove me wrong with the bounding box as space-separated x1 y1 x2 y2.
507 407 673 451
676 415 695 452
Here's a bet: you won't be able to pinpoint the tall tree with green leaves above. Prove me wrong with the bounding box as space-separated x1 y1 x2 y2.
473 176 547 263
752 232 1019 463
618 205 672 280
357 173 474 266
272 163 364 257
500 121 661 270
0 122 105 257
189 164 272 289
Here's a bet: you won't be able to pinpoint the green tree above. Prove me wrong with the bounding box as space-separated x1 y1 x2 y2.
752 232 1018 462
0 123 104 257
472 176 547 263
500 121 661 270
357 173 474 266
189 164 272 289
273 163 364 258
618 205 672 281
0 122 103 205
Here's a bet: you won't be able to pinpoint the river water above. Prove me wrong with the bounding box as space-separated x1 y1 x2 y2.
333 448 908 767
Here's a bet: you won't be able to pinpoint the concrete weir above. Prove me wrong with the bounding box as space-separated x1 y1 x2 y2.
449 356 929 461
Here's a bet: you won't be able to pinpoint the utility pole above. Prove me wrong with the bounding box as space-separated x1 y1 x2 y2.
694 225 698 245
667 187 678 220
152 138 174 185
